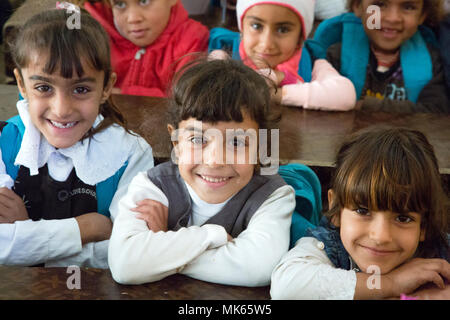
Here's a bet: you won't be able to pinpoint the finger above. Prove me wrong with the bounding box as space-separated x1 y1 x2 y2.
0 188 17 200
427 271 446 290
0 202 11 214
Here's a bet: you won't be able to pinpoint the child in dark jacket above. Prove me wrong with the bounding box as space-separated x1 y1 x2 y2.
310 0 449 113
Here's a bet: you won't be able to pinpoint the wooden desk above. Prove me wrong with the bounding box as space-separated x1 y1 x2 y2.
113 94 450 174
0 266 269 300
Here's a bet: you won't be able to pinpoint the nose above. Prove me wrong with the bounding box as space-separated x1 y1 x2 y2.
369 215 393 245
259 29 276 52
383 5 402 24
126 5 144 24
203 136 225 167
51 92 73 119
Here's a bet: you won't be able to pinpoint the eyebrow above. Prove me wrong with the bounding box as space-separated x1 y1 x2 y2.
245 16 297 26
183 126 204 133
29 75 97 84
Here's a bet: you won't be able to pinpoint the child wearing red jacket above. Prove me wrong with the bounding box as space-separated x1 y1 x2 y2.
84 0 209 97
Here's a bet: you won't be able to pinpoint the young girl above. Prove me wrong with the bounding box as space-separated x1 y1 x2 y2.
0 8 154 268
208 0 357 111
310 0 449 113
108 59 296 286
80 0 209 97
271 126 450 299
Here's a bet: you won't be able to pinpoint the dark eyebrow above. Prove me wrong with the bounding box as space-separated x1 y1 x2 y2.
28 75 96 84
184 126 204 133
245 15 296 26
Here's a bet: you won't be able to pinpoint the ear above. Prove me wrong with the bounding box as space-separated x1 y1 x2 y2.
352 1 363 17
419 11 427 25
14 68 27 100
167 124 178 148
101 72 117 104
327 189 335 208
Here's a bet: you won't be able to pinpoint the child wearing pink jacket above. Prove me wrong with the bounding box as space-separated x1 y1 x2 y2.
209 0 356 111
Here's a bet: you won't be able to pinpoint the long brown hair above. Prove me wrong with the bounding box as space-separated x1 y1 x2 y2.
327 126 449 259
10 8 129 139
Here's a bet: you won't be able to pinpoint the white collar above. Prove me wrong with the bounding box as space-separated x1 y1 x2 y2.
14 99 135 185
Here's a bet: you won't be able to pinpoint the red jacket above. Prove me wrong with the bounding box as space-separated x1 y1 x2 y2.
85 1 209 97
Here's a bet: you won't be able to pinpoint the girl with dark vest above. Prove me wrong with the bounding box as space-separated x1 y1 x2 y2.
0 8 154 268
271 126 450 299
108 59 296 286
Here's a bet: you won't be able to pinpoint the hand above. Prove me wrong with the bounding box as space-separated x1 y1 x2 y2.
227 233 233 242
75 212 113 245
131 199 168 233
384 258 450 297
0 187 29 223
208 49 229 61
412 283 450 300
111 87 121 94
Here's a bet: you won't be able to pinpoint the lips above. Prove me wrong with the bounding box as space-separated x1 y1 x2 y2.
48 119 78 129
129 29 148 38
198 174 231 183
379 28 401 39
360 244 398 257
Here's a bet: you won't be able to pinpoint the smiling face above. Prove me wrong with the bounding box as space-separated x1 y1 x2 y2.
168 113 259 204
338 206 425 274
14 51 115 149
241 4 302 68
110 0 177 47
353 0 426 54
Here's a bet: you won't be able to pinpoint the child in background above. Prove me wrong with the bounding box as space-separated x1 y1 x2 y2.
271 126 450 299
108 59 296 286
311 0 449 113
0 9 154 268
209 0 356 111
82 0 209 97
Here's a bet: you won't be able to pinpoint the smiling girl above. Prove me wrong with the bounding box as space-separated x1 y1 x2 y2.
208 0 357 111
270 126 450 299
311 0 449 113
108 59 296 286
0 9 154 268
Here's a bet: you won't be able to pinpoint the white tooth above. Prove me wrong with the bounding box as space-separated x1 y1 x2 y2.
50 120 76 128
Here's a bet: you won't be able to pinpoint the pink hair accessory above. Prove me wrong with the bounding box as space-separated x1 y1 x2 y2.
400 294 418 300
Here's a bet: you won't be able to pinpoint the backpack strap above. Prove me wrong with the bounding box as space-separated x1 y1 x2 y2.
278 163 322 248
0 115 25 180
96 162 128 217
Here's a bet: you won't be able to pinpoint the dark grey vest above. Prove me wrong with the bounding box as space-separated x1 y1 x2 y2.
147 161 287 238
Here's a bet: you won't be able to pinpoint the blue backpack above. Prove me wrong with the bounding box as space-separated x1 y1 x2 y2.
278 163 322 248
208 27 313 82
0 115 126 217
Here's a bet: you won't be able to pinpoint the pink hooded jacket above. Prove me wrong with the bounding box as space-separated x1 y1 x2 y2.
85 1 209 97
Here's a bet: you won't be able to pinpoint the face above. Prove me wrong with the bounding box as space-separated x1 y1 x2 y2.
353 0 426 54
338 205 425 274
168 113 259 204
110 0 177 47
242 4 302 69
14 51 116 149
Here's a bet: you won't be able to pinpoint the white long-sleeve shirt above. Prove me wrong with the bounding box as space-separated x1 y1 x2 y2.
0 100 154 268
108 171 295 286
270 237 357 299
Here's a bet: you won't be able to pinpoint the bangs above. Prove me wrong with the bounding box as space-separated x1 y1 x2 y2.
169 59 271 129
12 9 110 83
334 128 437 215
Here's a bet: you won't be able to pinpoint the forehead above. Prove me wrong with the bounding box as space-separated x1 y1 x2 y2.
22 50 104 80
178 115 259 132
361 0 423 5
244 4 301 24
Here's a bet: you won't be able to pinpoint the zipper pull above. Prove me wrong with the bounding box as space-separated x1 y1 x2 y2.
135 48 146 60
